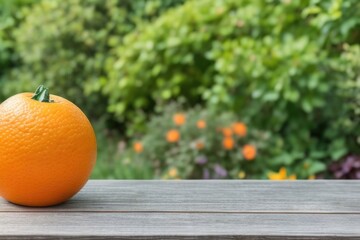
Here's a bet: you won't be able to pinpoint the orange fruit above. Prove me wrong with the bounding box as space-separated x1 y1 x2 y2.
0 86 97 207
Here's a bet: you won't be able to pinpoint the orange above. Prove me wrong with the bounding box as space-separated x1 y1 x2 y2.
0 86 97 207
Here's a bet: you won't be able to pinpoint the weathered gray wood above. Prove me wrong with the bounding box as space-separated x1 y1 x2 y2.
1 180 359 213
0 180 360 239
0 213 360 239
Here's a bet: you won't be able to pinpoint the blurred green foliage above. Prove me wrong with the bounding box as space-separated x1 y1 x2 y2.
0 0 35 99
90 118 154 179
106 0 359 125
129 103 306 179
0 0 359 179
2 0 183 117
106 0 359 174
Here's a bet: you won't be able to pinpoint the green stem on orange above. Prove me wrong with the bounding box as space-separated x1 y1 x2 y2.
31 85 53 102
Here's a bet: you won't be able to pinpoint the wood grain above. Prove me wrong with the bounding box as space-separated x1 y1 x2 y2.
0 180 359 239
0 212 359 239
1 180 359 213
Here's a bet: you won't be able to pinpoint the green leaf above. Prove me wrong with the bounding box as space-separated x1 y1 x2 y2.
308 161 326 175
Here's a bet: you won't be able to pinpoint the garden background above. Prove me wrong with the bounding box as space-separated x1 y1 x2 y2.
0 0 359 180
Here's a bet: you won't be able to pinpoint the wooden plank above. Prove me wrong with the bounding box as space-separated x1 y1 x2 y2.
0 212 359 239
1 180 359 213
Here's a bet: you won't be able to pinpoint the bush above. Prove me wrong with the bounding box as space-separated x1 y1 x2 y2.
2 0 358 179
4 0 184 117
90 118 154 179
0 0 35 100
329 155 360 179
106 0 359 172
126 103 326 179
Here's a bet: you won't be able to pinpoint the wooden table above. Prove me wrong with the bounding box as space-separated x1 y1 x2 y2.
1 180 360 239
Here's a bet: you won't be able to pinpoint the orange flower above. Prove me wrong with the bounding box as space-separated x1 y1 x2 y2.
268 167 297 180
232 122 247 137
195 140 204 150
133 141 143 153
196 120 206 129
173 113 186 126
222 127 232 137
168 167 178 178
166 129 180 143
242 144 256 160
288 174 297 180
222 137 234 150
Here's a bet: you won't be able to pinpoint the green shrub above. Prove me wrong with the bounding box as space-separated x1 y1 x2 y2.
5 0 184 117
126 103 326 179
90 118 154 179
0 0 35 100
107 0 359 171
